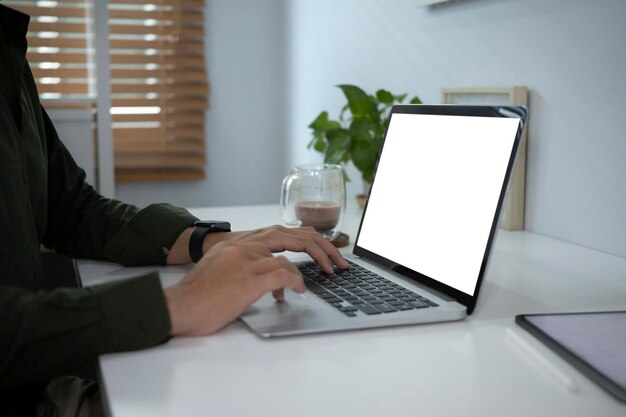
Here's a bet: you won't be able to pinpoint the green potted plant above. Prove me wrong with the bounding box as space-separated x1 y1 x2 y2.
308 85 421 203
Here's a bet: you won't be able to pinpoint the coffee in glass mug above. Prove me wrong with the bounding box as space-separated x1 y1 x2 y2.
280 164 345 240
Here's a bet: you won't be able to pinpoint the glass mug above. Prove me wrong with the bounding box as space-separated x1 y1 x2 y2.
280 164 346 240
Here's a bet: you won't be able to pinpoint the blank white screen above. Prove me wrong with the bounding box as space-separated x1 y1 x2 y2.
357 113 520 295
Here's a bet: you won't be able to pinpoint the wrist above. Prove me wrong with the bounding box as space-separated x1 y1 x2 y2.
164 285 186 336
189 221 231 263
202 231 231 254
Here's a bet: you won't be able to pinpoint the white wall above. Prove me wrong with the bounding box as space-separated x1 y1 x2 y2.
116 0 288 208
286 0 626 258
115 0 626 259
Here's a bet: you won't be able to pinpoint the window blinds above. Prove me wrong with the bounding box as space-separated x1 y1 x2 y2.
109 0 207 181
5 0 208 182
5 0 93 102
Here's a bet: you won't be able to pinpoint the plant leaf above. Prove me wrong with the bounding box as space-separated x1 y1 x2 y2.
339 103 350 122
376 89 394 105
313 135 326 152
349 117 375 142
309 111 341 131
311 85 421 184
337 84 374 119
308 111 328 129
352 137 382 174
395 93 407 103
324 129 351 165
361 166 376 184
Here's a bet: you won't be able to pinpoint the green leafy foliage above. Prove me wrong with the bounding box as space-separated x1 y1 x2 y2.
308 85 421 183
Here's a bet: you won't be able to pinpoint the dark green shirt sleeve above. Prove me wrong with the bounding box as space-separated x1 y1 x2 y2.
0 272 170 391
0 5 201 406
40 107 199 266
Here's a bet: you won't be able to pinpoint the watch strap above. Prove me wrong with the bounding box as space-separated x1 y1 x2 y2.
189 221 231 263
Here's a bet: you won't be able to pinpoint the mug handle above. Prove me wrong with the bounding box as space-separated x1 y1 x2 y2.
280 174 300 226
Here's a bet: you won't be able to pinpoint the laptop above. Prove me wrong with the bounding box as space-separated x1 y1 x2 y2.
241 104 528 337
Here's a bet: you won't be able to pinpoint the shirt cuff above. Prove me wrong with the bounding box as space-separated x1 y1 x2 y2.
89 272 170 352
103 203 198 266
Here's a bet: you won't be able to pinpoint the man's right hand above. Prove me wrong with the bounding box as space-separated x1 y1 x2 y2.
164 241 305 336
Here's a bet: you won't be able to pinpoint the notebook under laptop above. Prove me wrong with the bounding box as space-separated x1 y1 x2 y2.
241 105 528 337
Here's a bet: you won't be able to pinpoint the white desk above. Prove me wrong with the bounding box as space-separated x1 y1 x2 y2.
80 205 626 417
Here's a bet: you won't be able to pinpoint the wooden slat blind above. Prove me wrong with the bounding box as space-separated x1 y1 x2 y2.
109 0 207 182
5 0 208 182
4 0 93 102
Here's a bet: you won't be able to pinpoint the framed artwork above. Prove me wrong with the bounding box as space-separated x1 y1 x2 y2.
442 87 529 230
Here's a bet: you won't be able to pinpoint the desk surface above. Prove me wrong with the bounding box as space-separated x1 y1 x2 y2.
82 205 626 417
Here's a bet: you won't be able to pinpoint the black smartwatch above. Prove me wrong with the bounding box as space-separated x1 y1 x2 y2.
189 220 231 263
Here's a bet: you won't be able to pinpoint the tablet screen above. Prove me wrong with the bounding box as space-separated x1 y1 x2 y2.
516 311 626 402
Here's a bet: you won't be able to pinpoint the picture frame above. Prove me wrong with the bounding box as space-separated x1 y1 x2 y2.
442 87 528 230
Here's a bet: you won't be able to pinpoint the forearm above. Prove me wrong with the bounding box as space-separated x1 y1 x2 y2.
42 107 198 265
0 274 169 390
166 227 193 264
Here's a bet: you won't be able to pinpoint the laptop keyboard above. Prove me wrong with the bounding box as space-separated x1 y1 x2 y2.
296 260 438 317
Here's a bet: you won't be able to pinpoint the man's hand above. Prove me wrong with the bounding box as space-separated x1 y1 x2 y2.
167 225 349 274
203 225 349 273
164 241 305 336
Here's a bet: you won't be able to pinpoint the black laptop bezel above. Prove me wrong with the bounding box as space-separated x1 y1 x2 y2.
352 104 528 314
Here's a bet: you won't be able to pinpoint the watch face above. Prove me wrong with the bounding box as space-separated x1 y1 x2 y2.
194 221 231 231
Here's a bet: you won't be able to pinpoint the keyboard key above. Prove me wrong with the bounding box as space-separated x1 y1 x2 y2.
334 291 351 298
409 300 429 309
356 304 381 315
300 260 427 314
374 303 398 313
319 292 336 299
304 279 328 294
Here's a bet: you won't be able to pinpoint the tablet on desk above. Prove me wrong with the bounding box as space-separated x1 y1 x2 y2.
516 311 626 402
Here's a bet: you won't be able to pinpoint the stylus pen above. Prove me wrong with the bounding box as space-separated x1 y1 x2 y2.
505 327 579 393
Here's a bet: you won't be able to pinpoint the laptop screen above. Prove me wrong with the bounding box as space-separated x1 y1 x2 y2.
355 107 523 300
